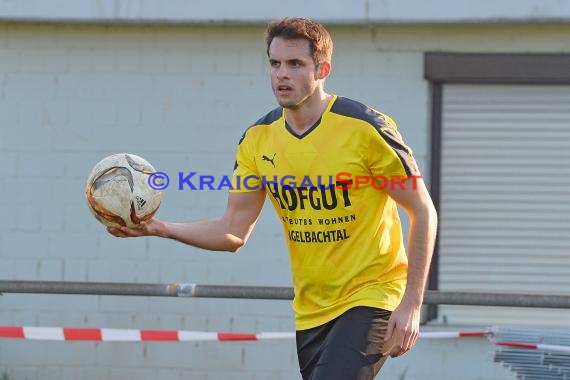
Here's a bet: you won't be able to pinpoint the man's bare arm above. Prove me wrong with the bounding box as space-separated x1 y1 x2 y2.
382 176 438 357
108 190 266 253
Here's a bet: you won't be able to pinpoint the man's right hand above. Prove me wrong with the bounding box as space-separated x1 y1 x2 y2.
107 218 167 238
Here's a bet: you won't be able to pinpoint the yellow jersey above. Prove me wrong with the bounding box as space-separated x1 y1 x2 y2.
231 95 420 330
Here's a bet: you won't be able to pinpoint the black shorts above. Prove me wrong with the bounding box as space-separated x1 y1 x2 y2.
296 306 392 380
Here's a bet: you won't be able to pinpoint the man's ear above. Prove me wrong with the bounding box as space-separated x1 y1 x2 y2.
317 61 331 80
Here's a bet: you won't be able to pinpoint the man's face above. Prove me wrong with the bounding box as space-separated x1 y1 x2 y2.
268 37 321 109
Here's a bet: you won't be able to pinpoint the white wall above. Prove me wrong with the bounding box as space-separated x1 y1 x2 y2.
0 23 298 380
1 0 570 24
2 21 570 379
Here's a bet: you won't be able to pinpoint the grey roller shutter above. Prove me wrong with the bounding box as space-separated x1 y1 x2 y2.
438 84 570 327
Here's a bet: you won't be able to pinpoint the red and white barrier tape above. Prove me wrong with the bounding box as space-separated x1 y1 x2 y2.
495 341 570 354
4 326 569 354
0 326 490 342
0 326 293 342
419 331 489 339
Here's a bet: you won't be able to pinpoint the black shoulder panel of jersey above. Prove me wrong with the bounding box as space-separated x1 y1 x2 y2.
330 96 417 177
237 106 282 146
253 106 282 127
233 107 282 171
330 96 390 129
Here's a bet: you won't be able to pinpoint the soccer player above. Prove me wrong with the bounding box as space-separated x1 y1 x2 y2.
109 17 438 380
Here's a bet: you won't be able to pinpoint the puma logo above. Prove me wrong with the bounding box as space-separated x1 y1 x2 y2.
262 153 276 168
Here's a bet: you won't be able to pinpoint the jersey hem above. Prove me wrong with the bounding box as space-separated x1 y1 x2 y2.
294 300 401 331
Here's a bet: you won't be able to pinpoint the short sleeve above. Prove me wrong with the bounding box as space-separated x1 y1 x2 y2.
231 130 263 192
368 114 420 178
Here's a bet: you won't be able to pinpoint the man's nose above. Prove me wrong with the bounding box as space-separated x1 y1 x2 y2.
276 65 289 79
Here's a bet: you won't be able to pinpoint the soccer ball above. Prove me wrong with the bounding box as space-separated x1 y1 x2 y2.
86 153 162 228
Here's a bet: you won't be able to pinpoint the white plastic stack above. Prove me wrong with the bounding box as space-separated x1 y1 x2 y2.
492 326 570 380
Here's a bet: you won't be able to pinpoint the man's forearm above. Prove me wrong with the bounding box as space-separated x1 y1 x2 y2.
401 204 438 306
161 219 247 253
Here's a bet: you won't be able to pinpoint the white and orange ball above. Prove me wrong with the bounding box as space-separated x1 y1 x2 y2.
86 153 162 228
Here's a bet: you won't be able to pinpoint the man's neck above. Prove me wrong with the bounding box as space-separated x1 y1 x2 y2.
284 92 333 136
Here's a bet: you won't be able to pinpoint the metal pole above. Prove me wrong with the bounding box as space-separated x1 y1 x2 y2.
0 281 294 300
1 281 569 308
422 291 570 309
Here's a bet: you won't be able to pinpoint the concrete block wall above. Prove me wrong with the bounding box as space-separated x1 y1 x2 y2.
3 21 570 379
2 0 570 24
0 22 299 379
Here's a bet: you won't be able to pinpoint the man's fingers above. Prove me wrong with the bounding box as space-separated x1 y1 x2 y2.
409 330 419 349
107 227 124 237
401 329 414 351
382 318 397 355
121 226 147 237
107 226 145 238
387 324 404 357
389 326 407 357
390 328 419 357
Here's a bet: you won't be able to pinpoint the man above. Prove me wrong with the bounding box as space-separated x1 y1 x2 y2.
109 17 438 380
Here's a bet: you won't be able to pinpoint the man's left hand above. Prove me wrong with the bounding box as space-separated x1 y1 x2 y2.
382 300 421 357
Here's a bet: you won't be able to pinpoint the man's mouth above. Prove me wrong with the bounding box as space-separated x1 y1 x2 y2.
277 85 293 94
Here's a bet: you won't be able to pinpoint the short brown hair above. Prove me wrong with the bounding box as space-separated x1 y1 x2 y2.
265 17 333 65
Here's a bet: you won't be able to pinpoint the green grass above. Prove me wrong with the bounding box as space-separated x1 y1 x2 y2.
1 372 9 380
